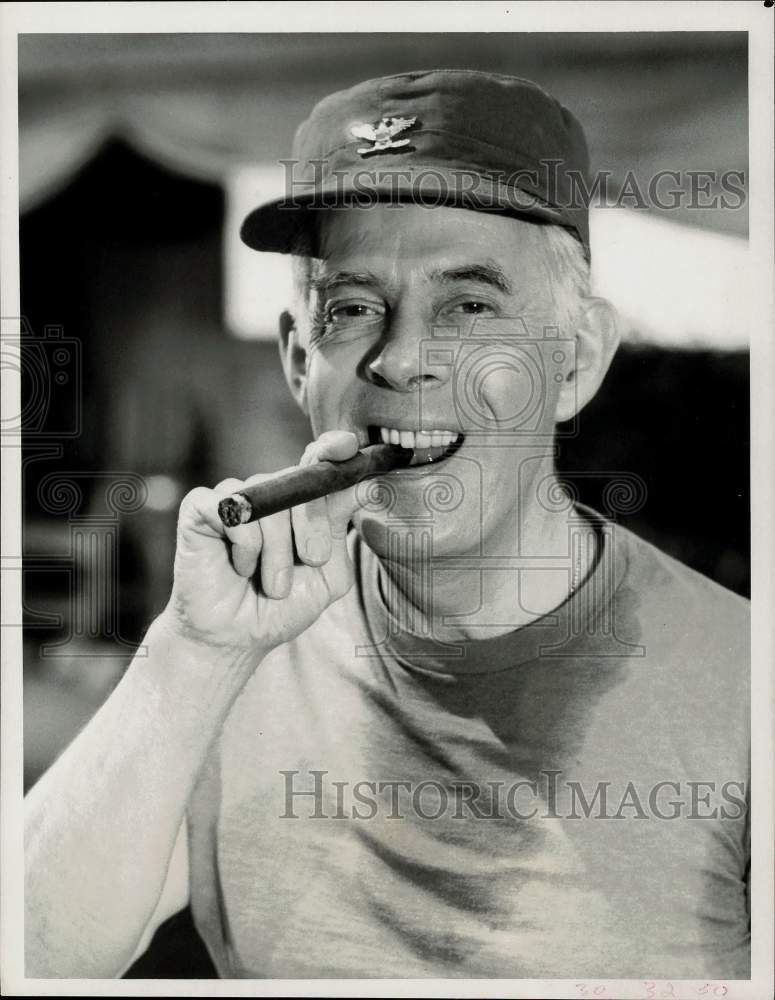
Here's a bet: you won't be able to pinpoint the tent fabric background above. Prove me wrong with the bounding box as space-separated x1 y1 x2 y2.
19 32 748 234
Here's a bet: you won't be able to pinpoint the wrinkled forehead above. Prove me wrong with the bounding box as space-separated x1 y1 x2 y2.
318 203 546 258
315 204 552 284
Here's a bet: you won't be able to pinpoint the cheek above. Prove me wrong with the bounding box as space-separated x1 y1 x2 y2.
304 348 356 430
467 346 560 433
475 362 536 424
304 353 330 423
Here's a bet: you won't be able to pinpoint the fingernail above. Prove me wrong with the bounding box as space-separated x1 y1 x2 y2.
305 536 328 563
272 567 292 596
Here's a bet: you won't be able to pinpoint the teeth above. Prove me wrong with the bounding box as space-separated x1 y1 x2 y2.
377 427 460 449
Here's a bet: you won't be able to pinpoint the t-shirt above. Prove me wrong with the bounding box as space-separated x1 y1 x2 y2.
186 505 750 979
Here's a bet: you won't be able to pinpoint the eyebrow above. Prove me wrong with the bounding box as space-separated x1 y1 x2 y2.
427 262 514 296
309 270 381 297
309 260 514 298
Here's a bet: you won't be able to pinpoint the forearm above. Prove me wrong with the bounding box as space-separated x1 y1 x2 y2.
24 616 263 978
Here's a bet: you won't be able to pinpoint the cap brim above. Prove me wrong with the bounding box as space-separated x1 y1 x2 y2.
240 173 580 255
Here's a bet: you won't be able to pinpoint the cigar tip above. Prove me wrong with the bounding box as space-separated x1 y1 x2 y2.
218 494 252 528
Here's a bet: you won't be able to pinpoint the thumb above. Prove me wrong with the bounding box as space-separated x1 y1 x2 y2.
303 429 360 464
303 430 362 541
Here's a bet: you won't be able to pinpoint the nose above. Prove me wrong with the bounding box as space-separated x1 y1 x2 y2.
364 306 446 392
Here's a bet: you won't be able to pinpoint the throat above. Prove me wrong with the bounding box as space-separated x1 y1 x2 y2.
371 505 599 642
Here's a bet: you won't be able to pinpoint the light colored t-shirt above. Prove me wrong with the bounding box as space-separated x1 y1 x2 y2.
187 506 750 979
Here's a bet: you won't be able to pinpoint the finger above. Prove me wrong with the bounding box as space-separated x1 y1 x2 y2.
299 432 361 544
213 477 245 496
293 441 337 564
228 520 263 578
257 507 294 599
291 496 332 566
326 483 362 540
178 487 228 542
211 477 265 578
306 440 367 541
305 430 360 464
211 464 321 577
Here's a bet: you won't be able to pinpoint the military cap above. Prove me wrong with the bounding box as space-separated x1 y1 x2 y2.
241 68 591 259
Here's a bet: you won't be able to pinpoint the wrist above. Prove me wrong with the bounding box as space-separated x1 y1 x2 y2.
150 608 273 665
133 613 270 715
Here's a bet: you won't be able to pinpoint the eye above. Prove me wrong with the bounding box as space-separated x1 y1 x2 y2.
444 300 498 317
458 302 492 314
326 300 385 325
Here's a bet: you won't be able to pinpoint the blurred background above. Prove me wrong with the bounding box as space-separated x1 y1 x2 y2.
18 32 749 976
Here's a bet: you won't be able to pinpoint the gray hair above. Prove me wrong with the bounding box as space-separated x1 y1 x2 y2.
538 223 591 328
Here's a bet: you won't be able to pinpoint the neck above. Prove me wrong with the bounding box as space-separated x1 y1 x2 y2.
374 480 596 643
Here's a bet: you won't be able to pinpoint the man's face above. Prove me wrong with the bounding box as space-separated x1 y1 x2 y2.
296 203 576 557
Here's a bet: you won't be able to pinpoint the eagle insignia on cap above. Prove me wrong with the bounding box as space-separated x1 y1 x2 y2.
351 116 417 156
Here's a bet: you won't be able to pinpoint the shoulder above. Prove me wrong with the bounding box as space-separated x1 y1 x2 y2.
613 519 749 640
590 516 750 781
609 518 749 725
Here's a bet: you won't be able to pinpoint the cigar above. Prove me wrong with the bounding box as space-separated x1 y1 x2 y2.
217 443 414 527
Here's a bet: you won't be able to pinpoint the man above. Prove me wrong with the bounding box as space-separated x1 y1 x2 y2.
25 70 749 979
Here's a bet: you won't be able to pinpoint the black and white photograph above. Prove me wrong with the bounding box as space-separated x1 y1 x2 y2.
1 3 773 997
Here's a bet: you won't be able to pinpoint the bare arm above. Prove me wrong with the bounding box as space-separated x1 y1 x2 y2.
117 818 190 976
24 432 361 978
24 622 263 977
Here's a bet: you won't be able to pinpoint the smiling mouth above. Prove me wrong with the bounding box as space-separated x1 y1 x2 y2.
367 425 465 466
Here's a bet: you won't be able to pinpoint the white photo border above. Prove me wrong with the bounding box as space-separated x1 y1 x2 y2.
1 3 772 997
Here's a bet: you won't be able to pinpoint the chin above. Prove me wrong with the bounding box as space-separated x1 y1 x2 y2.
351 455 499 561
352 511 475 563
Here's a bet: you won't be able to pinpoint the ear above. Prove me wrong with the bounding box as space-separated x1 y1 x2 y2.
554 297 620 424
278 309 309 415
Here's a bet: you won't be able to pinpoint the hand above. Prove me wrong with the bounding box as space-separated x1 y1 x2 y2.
159 430 362 657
